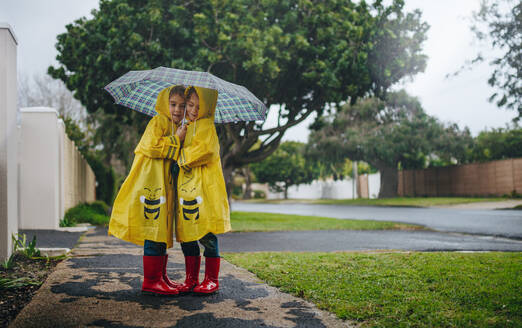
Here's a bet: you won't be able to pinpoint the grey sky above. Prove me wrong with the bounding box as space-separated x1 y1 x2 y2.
1 0 517 141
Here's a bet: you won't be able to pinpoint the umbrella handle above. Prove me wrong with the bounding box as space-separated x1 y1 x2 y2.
182 105 187 127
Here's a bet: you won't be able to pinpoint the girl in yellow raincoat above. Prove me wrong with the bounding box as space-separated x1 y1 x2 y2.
175 86 231 294
108 85 187 296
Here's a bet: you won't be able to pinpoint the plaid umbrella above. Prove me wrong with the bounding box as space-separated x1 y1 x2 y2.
104 66 267 123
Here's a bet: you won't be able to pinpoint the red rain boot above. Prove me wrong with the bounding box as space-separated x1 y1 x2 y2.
142 256 179 296
193 257 220 294
178 256 201 293
162 255 182 289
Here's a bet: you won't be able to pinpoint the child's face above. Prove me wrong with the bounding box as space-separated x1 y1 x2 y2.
169 94 185 124
186 93 200 121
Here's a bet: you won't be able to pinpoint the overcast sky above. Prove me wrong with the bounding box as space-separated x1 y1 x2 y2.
1 0 517 141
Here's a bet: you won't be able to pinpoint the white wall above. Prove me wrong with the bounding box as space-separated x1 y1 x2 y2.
18 107 97 229
368 173 381 199
0 23 18 260
267 173 381 199
19 108 62 229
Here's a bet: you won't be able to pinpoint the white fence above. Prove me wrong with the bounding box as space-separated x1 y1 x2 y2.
266 173 381 199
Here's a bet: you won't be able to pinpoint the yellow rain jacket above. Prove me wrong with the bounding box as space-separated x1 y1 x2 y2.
108 86 181 248
176 86 231 242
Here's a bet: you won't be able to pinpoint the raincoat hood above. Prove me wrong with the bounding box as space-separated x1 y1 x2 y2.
186 86 218 121
154 85 178 119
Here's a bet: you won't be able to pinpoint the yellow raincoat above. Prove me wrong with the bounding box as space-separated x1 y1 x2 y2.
108 86 181 248
176 87 231 242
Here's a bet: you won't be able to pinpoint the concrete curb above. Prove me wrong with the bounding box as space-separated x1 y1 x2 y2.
36 247 71 257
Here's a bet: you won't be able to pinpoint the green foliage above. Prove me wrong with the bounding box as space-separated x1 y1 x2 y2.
232 185 243 197
89 200 111 215
251 142 318 198
318 159 378 180
59 216 76 228
307 90 473 197
84 152 116 205
63 202 111 226
470 125 522 162
2 233 42 269
1 255 15 270
253 190 266 199
49 0 429 180
13 234 40 258
225 252 522 327
471 0 521 117
230 211 422 232
0 277 41 290
62 116 89 153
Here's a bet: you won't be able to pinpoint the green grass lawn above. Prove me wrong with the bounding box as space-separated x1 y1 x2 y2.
241 197 510 207
230 211 424 232
224 252 522 327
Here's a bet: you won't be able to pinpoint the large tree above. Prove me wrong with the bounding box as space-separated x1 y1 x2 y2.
307 90 474 198
469 0 521 118
49 0 429 193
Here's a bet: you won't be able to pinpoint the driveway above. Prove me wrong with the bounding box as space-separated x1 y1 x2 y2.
231 202 522 239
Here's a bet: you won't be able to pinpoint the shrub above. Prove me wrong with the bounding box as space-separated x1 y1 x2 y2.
63 202 110 226
84 153 116 205
59 216 76 227
89 200 110 215
253 190 266 199
232 185 243 197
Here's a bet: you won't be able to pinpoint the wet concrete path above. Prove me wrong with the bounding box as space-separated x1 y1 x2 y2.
12 227 351 328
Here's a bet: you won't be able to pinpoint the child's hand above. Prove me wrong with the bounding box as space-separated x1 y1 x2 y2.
176 125 187 141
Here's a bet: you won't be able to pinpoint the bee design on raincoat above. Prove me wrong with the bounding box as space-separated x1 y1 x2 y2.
108 86 182 248
140 187 166 220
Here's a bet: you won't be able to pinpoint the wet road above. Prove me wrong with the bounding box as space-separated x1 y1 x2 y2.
220 230 522 252
232 203 522 239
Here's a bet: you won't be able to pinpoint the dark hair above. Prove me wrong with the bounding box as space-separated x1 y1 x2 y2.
185 86 198 99
169 85 185 98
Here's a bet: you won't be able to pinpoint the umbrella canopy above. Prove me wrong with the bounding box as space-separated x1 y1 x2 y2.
104 66 267 123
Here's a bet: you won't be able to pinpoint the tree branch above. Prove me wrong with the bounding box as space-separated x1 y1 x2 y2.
237 133 284 165
253 107 315 137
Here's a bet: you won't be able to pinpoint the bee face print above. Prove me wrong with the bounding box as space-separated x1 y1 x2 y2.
140 187 166 220
179 196 203 221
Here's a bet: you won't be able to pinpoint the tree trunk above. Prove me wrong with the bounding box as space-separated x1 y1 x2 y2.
242 166 252 200
378 166 399 198
222 166 234 205
283 182 290 199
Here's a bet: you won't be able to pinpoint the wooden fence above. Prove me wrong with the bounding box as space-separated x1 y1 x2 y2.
398 158 522 197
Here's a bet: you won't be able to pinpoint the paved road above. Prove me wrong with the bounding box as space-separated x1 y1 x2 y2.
220 230 522 252
232 203 522 239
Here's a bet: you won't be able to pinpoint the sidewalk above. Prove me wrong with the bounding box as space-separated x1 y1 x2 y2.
11 227 351 328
